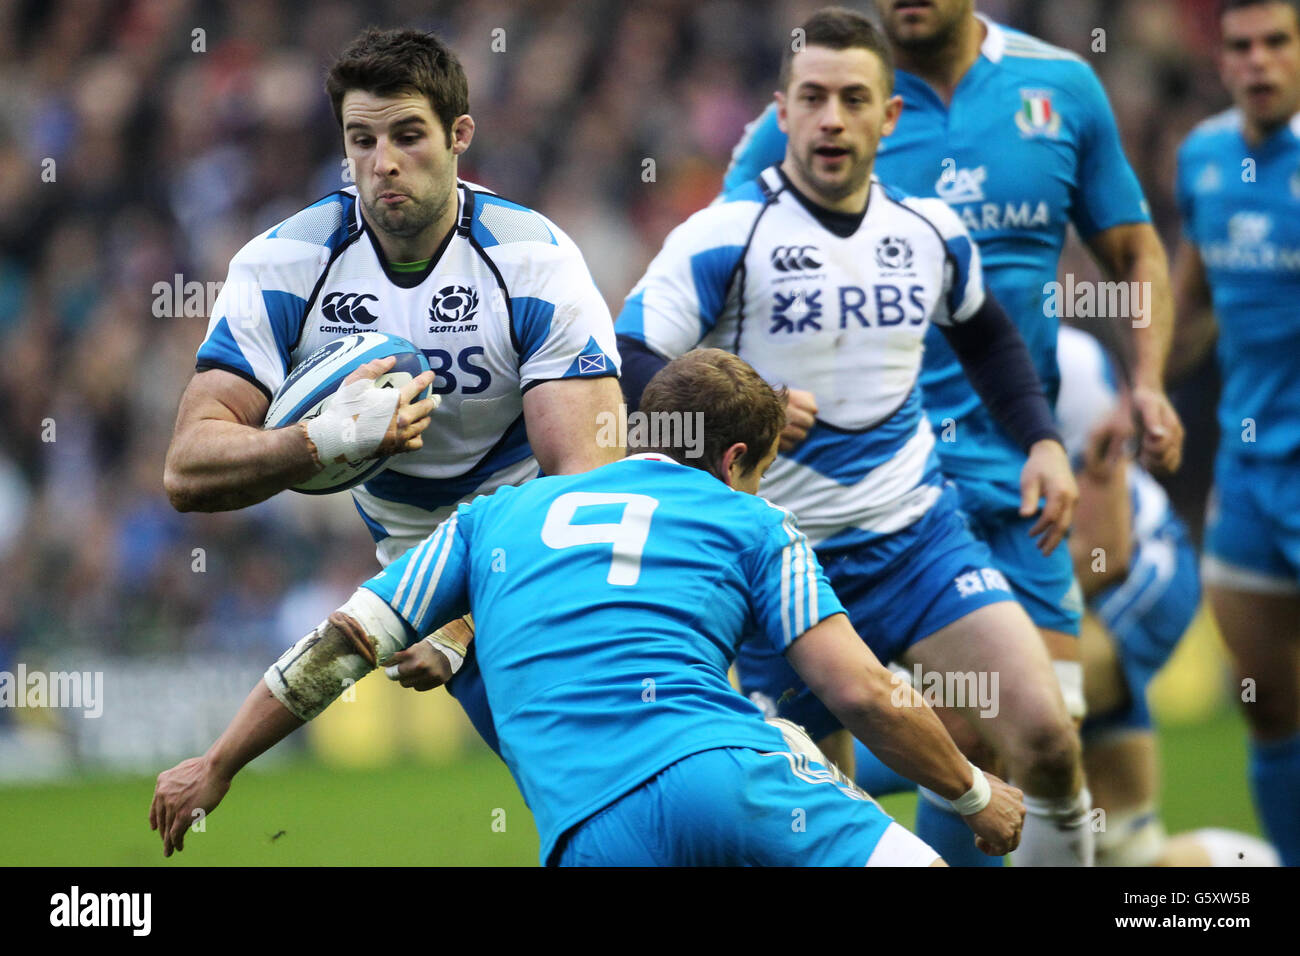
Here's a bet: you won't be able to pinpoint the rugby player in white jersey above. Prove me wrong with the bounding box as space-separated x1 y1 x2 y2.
162 28 625 747
616 12 1092 864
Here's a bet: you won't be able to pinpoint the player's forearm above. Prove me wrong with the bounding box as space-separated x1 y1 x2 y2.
1124 244 1175 391
1167 242 1217 383
164 419 319 512
204 681 304 782
833 680 974 802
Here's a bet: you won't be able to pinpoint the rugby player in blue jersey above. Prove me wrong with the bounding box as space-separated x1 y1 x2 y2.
715 2 1184 864
616 10 1091 865
150 349 1027 866
846 325 1282 866
1173 0 1300 867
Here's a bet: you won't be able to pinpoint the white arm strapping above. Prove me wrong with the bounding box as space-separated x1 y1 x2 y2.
264 588 412 722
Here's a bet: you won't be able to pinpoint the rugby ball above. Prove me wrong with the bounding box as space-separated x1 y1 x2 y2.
264 332 432 494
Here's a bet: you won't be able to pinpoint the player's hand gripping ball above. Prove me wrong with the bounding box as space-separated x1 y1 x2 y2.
264 332 436 493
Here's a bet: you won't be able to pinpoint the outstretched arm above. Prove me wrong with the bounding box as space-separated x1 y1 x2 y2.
147 574 457 853
787 613 1025 855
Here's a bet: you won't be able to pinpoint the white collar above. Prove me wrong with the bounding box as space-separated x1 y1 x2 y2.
976 12 1006 64
621 453 679 464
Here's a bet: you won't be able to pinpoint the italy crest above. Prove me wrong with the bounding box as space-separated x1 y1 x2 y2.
1015 89 1062 137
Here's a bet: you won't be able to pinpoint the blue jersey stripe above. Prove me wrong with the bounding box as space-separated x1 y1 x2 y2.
261 290 308 375
690 245 745 336
195 317 257 381
784 387 924 485
617 290 647 343
352 497 392 543
362 416 532 511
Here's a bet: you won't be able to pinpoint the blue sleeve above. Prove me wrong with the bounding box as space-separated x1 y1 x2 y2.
362 511 472 639
939 296 1061 451
723 103 787 195
744 506 846 654
616 334 669 411
1068 64 1151 238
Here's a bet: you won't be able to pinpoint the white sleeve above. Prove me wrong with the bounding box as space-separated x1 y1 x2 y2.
614 199 763 358
906 197 986 327
194 232 331 398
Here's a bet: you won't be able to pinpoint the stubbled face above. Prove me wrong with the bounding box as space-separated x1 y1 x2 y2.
1221 2 1300 129
341 89 471 242
776 45 901 206
881 0 974 50
730 434 780 495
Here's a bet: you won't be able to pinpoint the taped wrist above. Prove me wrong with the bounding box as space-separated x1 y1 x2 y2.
264 588 411 721
424 630 467 675
305 378 401 467
948 763 992 816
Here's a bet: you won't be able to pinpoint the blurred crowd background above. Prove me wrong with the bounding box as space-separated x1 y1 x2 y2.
0 0 1240 762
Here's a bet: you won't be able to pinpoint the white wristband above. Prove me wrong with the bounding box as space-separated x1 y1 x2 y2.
423 633 466 676
305 378 403 466
949 764 992 816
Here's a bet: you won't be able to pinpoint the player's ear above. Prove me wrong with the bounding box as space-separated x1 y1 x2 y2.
720 441 749 488
774 91 789 132
881 94 903 137
451 114 474 155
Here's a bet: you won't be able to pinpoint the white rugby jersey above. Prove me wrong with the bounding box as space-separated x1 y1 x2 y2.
196 183 620 564
1055 325 1174 545
617 167 985 549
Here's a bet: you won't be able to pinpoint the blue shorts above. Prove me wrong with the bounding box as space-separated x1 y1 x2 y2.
554 746 933 866
948 466 1083 638
1203 449 1300 594
1083 519 1200 737
735 484 1015 740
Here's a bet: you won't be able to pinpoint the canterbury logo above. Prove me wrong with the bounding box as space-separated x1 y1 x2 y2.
770 245 823 272
321 292 379 325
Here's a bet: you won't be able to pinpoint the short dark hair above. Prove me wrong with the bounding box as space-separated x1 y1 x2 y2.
636 349 787 478
1220 0 1300 23
326 28 469 146
779 7 894 95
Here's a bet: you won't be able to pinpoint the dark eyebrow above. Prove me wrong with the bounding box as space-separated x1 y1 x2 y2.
795 81 872 95
344 115 429 133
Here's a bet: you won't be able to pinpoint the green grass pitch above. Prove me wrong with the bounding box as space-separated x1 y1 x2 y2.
0 708 1260 866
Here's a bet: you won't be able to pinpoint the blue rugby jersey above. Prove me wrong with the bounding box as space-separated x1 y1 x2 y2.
1177 109 1300 460
360 454 845 865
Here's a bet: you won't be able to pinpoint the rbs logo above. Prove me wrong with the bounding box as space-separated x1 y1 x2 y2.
421 346 492 395
770 284 927 333
840 284 927 327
